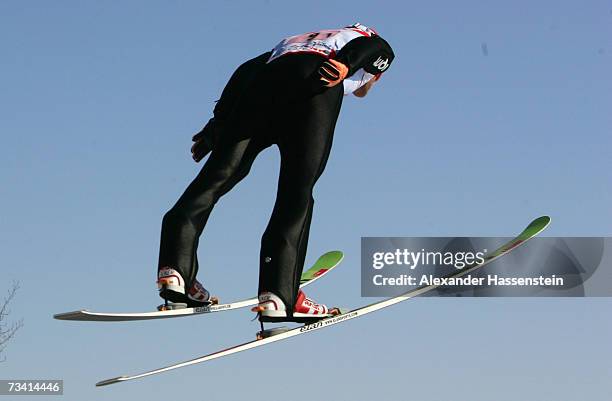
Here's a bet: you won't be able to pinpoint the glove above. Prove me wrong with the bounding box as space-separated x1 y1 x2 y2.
191 118 221 162
317 59 349 87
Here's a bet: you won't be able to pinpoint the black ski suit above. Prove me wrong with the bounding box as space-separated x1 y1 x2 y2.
158 30 394 315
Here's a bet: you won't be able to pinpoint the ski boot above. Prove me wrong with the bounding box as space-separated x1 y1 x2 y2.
253 290 340 339
253 290 340 323
157 267 218 310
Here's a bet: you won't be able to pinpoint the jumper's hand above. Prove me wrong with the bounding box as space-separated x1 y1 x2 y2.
318 59 349 87
191 118 218 163
191 135 212 163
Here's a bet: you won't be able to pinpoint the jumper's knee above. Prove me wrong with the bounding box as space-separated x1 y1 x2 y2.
162 207 197 232
278 183 314 208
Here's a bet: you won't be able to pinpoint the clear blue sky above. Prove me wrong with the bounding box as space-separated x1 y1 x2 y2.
1 1 611 400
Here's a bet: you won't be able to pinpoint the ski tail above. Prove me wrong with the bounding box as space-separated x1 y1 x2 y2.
96 377 127 387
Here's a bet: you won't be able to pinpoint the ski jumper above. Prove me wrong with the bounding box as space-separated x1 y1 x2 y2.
158 23 394 315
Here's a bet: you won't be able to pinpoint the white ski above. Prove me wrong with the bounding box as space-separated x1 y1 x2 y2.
54 251 343 322
96 216 550 387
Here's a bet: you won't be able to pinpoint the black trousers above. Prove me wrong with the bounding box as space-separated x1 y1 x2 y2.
158 53 343 311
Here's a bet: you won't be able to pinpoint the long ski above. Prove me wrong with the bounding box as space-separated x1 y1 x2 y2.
96 216 550 387
54 250 343 322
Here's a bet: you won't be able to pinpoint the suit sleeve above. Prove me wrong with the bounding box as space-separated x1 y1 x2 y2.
334 35 394 77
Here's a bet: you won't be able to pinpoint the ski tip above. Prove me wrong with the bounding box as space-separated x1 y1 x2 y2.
315 250 344 264
301 250 344 283
96 376 127 387
327 250 344 264
529 215 551 230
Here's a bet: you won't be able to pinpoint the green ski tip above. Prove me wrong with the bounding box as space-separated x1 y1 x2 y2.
300 250 344 284
519 215 551 239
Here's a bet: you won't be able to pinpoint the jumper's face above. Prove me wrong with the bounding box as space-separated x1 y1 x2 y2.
353 78 377 98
